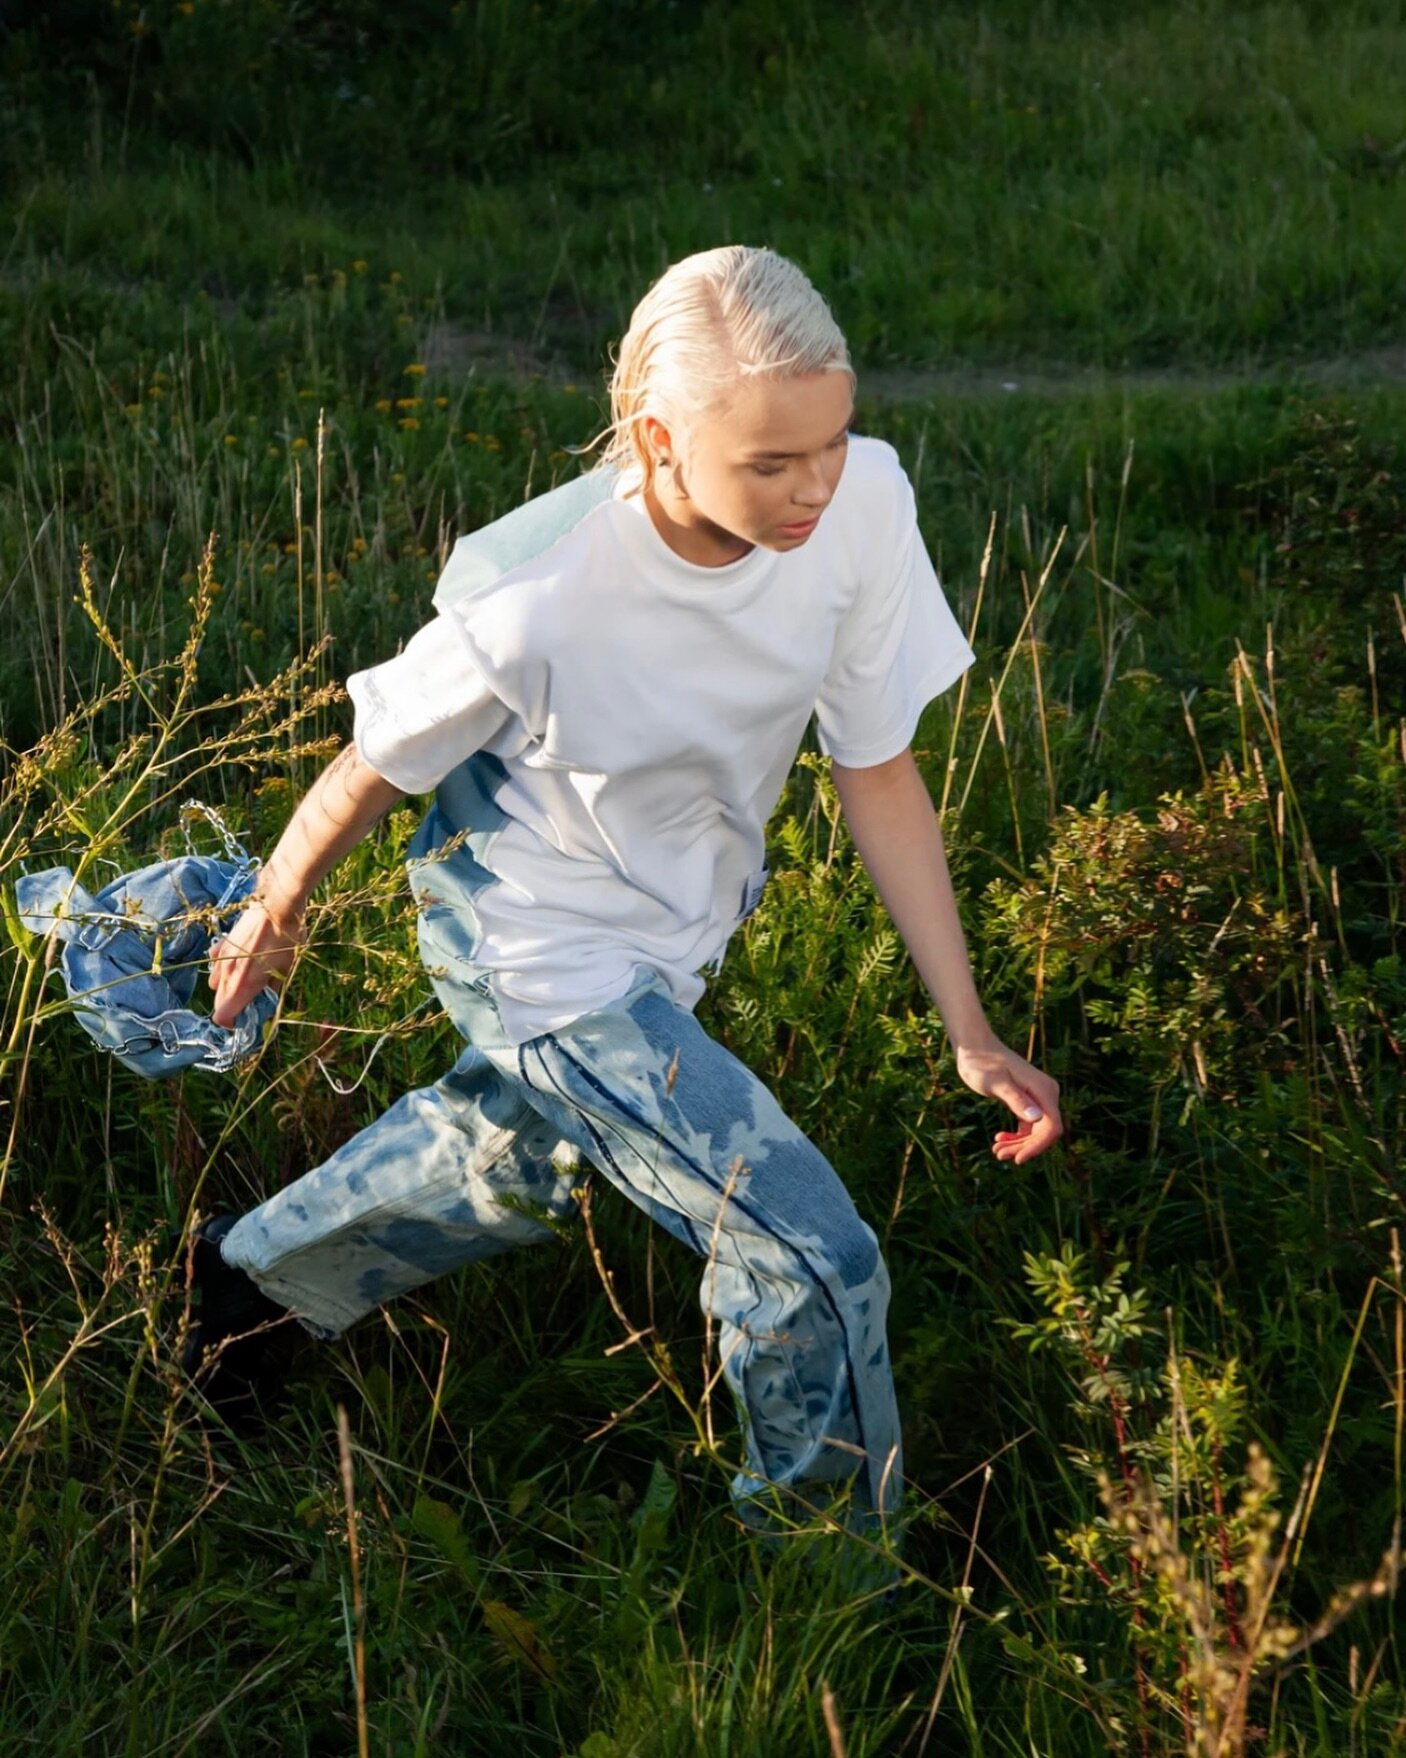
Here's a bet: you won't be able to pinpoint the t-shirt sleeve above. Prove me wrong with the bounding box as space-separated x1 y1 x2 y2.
344 610 515 795
813 462 975 768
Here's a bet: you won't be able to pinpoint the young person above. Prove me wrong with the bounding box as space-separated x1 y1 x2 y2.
191 244 1062 1556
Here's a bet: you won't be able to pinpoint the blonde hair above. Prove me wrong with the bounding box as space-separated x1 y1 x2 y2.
579 245 854 496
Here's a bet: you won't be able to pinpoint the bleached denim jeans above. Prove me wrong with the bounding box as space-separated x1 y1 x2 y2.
222 959 906 1546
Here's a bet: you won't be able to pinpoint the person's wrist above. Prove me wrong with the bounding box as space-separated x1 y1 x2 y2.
949 1018 1002 1057
250 879 307 935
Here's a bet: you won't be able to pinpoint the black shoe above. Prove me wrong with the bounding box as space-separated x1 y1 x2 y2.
180 1213 293 1427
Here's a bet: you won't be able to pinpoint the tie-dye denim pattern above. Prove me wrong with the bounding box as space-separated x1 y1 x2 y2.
221 959 905 1541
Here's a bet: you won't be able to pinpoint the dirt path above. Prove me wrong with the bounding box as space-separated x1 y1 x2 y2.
423 320 1406 401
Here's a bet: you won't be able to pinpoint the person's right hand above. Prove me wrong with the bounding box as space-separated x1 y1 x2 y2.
209 895 306 1028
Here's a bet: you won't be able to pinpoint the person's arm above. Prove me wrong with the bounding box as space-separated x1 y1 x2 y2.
829 745 1063 1165
209 742 406 1027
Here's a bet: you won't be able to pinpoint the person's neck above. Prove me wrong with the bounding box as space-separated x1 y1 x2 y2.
641 481 754 568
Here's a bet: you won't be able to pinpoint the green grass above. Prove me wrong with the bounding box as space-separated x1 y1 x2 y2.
2 2 1406 1752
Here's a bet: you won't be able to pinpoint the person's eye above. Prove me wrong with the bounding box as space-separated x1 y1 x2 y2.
751 464 783 477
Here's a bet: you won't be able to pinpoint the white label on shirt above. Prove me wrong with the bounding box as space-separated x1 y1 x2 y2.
739 862 770 922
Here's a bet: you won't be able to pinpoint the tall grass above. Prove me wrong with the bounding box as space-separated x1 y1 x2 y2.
2 363 1404 1746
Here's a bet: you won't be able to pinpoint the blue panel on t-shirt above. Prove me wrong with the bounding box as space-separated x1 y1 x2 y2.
433 468 621 614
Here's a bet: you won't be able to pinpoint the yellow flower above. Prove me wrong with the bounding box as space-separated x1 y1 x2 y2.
389 271 403 284
375 398 392 414
125 403 142 417
224 434 238 446
395 396 421 410
403 363 426 377
283 542 298 555
562 384 577 394
325 569 341 583
387 591 401 604
463 431 480 443
267 445 280 457
262 563 277 575
291 436 309 451
434 396 449 408
352 260 369 274
399 417 420 430
176 1 194 14
395 313 411 325
304 273 319 288
390 471 405 484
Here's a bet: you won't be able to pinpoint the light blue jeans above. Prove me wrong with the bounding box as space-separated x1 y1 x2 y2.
222 959 906 1547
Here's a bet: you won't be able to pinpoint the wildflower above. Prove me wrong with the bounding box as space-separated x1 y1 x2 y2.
434 396 449 408
395 396 421 410
125 403 142 417
404 363 426 377
389 271 403 284
485 435 501 451
262 563 277 575
396 313 411 325
352 260 369 274
176 1 194 14
375 398 392 414
284 542 298 555
224 434 238 446
562 385 577 395
387 591 401 605
304 273 319 288
291 436 309 451
325 569 341 583
267 445 280 457
464 431 480 443
390 471 405 484
147 385 164 399
399 417 420 431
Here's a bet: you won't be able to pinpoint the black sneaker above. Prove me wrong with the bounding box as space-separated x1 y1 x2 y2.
179 1213 293 1426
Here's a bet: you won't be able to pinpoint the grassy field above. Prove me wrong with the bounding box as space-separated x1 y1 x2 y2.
2 3 1406 1753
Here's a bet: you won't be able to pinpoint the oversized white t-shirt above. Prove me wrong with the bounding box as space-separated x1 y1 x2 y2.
346 435 976 1046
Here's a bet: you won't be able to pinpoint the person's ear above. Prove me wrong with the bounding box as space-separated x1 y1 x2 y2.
643 414 674 473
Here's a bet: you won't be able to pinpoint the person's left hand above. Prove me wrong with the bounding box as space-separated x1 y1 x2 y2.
954 1037 1064 1165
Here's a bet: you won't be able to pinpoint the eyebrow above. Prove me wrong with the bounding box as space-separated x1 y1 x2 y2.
742 412 856 462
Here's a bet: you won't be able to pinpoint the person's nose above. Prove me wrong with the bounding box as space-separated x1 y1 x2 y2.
792 458 832 510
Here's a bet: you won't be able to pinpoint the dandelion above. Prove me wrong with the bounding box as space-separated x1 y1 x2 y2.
398 417 420 431
403 363 426 377
224 434 238 446
352 259 369 274
283 542 298 555
464 431 480 443
375 398 392 414
562 385 577 394
262 563 277 575
485 435 501 451
291 436 309 452
434 396 449 408
390 471 405 484
395 396 421 410
267 445 280 457
387 591 401 605
389 271 403 284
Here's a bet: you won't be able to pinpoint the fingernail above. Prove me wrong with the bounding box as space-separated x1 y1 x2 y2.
1023 1105 1043 1121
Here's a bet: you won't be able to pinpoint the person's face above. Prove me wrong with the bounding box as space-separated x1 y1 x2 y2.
644 369 855 560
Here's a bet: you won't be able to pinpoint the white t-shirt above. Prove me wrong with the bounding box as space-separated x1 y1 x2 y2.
346 435 976 1046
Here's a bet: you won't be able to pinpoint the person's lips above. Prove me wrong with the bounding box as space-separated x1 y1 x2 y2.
778 516 819 536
